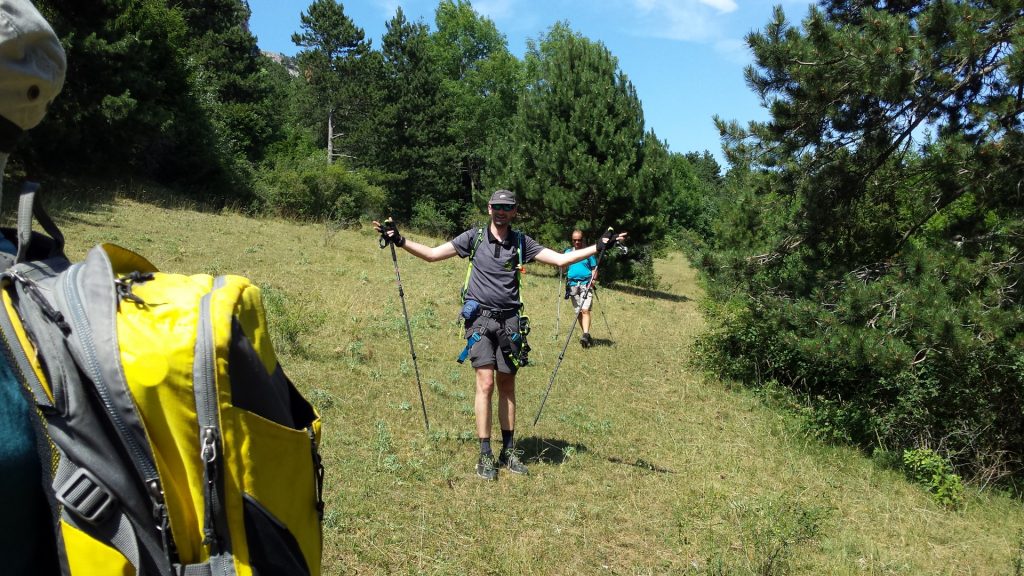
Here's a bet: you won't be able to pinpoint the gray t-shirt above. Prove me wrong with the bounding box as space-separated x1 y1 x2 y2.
452 226 544 310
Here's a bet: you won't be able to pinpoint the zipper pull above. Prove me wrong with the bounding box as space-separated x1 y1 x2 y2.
7 270 71 334
201 427 222 552
115 271 154 306
308 427 325 519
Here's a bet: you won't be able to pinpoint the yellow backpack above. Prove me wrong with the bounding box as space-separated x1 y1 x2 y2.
0 183 323 575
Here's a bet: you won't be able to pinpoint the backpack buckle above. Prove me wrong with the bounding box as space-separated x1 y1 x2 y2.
56 467 116 523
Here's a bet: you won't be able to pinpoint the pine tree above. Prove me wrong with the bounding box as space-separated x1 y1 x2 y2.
702 0 1024 481
173 0 280 163
490 23 670 253
375 7 461 227
31 0 194 176
291 0 371 164
432 0 521 209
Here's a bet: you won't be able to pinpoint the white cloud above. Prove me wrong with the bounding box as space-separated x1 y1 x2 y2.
373 0 402 20
698 0 738 13
713 38 752 65
472 0 518 20
629 0 728 42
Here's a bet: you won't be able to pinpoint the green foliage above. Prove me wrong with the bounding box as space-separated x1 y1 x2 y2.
695 0 1024 486
371 8 462 227
432 1 522 211
30 0 274 201
174 0 283 164
409 199 455 238
486 23 671 281
622 246 661 290
711 496 829 576
255 152 386 221
665 150 722 240
291 0 376 163
902 448 964 509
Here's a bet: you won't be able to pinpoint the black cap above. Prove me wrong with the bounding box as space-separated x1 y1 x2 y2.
488 189 516 205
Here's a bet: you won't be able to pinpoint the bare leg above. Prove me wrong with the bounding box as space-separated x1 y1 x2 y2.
496 371 517 432
475 366 495 439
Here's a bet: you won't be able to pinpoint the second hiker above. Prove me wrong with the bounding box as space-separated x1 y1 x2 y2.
374 189 626 480
562 229 598 348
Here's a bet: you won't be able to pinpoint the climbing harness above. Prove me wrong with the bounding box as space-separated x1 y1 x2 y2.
458 227 531 368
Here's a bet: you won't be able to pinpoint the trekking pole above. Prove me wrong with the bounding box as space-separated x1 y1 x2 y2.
379 220 429 431
593 287 613 340
534 228 616 426
554 266 563 340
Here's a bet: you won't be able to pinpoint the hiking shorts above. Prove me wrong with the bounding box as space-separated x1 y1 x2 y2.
464 314 520 374
569 284 593 312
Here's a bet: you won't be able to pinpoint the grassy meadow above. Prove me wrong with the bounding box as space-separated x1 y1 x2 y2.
29 187 1024 575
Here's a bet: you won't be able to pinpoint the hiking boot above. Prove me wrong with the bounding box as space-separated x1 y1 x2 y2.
580 332 592 348
476 453 498 480
498 450 529 475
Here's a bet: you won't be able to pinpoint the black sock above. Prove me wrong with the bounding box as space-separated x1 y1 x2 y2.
501 429 514 454
480 438 492 456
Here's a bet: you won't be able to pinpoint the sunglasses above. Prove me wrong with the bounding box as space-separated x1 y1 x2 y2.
491 204 516 212
572 238 584 243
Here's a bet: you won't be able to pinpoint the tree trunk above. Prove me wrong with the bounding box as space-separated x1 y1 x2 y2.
327 108 334 164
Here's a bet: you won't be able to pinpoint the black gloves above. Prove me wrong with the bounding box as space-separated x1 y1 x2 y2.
597 228 617 253
379 218 406 248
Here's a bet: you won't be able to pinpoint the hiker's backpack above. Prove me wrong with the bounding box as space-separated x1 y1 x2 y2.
0 183 324 575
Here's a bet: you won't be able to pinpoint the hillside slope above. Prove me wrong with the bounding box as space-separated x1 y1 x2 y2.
43 195 1024 575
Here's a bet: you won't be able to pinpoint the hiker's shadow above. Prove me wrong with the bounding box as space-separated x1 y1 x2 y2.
589 337 614 348
517 436 588 465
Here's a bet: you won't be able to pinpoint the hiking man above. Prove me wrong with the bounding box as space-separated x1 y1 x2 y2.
374 189 626 480
562 229 598 348
0 0 66 572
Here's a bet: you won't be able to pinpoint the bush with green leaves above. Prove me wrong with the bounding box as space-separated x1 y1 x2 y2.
902 448 964 509
409 199 455 238
255 152 386 222
692 1 1024 489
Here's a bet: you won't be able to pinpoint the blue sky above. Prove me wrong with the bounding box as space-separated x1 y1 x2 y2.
246 0 814 166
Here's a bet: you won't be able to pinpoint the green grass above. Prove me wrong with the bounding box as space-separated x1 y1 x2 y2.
29 189 1024 575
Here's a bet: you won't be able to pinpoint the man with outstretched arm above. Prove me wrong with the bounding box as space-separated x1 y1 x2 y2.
562 229 598 348
374 189 626 480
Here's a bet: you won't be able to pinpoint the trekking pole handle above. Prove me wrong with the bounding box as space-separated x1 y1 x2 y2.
378 218 407 249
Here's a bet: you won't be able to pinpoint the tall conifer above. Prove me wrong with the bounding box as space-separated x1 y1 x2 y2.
490 24 670 252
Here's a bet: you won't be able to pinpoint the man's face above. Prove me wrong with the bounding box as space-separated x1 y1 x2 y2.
571 234 584 248
489 203 516 226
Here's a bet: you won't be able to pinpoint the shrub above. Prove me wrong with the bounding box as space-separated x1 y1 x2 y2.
255 153 386 222
902 448 964 509
409 199 455 238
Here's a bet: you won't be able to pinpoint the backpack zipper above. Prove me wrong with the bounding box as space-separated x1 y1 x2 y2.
61 264 166 520
195 279 229 555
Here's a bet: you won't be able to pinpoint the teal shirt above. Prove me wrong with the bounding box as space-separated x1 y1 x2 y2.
0 356 55 574
563 248 596 284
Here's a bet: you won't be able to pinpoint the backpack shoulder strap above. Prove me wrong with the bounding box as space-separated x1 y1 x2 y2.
470 227 484 259
515 230 525 311
461 227 485 303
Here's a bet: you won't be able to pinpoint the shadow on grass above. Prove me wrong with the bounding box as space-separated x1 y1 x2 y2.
5 174 241 223
517 436 588 465
611 283 692 303
587 337 615 348
605 455 675 474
